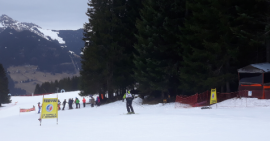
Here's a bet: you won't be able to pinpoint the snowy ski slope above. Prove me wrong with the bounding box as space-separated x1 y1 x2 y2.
0 91 270 141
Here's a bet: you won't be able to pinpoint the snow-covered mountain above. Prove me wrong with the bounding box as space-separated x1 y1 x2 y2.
0 14 65 44
0 14 84 94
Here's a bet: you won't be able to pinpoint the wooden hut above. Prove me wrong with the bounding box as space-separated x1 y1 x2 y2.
238 63 270 99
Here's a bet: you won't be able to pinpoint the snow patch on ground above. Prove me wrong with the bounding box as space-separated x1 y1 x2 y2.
37 28 65 44
213 97 270 108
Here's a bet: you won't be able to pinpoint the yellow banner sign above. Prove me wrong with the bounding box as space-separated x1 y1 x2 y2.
41 98 58 119
210 88 217 104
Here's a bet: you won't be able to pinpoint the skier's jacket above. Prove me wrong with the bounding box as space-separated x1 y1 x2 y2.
76 99 80 104
82 98 86 103
97 96 100 103
96 96 100 103
124 92 134 102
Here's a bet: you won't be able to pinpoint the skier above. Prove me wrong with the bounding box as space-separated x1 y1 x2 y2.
69 98 73 109
90 96 95 107
82 97 86 107
71 98 74 109
75 98 80 109
58 100 61 110
37 102 41 114
62 99 67 110
96 96 100 106
123 91 135 114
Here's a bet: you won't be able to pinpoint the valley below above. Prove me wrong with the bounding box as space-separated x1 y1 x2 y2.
7 65 79 94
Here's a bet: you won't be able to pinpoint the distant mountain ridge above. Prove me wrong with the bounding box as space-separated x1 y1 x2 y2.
0 14 84 95
0 14 54 42
0 14 84 55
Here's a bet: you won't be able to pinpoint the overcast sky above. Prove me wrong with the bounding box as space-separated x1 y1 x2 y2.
0 0 89 30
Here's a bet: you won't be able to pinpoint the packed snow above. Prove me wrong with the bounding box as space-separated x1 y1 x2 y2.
0 91 270 141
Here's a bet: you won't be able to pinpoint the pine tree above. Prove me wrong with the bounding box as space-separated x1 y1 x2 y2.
179 0 237 94
179 0 269 94
134 0 185 98
81 0 142 99
81 0 112 97
231 0 269 65
34 84 41 95
0 63 10 106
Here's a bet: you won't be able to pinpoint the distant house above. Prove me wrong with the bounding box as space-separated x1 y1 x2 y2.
238 63 270 99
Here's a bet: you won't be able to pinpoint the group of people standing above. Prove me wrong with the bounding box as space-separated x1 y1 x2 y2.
37 96 101 113
58 96 101 110
37 92 135 114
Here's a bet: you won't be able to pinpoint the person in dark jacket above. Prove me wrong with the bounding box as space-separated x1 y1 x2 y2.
62 99 67 110
68 99 71 109
69 98 73 109
90 96 95 107
123 91 135 114
71 98 74 109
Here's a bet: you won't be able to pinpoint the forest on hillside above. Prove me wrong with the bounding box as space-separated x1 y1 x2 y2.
34 76 80 94
80 0 270 100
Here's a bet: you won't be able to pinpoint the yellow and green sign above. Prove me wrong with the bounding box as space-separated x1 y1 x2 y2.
41 98 58 119
210 88 217 105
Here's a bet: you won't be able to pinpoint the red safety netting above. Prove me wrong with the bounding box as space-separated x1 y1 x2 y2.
175 91 239 108
217 92 238 102
175 89 270 108
175 94 198 108
20 106 35 112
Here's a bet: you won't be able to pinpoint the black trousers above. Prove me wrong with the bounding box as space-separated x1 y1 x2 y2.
62 105 65 110
126 101 134 113
83 103 86 107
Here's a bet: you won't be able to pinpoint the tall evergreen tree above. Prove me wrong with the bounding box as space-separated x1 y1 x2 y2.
134 0 185 98
81 0 142 99
179 0 239 94
231 0 269 65
0 63 10 106
81 0 113 97
179 0 269 94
